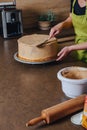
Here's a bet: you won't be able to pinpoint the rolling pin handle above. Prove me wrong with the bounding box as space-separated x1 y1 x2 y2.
26 116 46 127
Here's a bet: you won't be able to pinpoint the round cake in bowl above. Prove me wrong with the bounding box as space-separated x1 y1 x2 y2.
18 34 58 62
57 66 87 98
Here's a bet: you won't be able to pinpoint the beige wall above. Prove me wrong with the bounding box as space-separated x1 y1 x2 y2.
0 0 70 29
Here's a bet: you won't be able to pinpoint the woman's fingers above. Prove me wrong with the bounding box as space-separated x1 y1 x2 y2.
56 52 66 61
56 47 70 61
49 27 60 39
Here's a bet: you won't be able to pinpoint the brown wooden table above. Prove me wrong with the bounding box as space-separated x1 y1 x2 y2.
0 32 86 130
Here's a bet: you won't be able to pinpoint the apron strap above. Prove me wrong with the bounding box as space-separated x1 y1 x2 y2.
72 0 76 13
73 0 76 6
86 1 87 14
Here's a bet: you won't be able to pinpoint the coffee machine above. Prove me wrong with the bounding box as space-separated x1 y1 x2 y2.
0 0 23 38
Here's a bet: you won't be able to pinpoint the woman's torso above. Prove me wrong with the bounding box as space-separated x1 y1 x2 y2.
71 0 86 15
71 0 87 40
71 0 87 62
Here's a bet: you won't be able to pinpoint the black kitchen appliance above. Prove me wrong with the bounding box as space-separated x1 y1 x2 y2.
0 0 23 38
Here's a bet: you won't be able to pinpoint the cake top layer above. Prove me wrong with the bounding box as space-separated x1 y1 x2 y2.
18 34 57 47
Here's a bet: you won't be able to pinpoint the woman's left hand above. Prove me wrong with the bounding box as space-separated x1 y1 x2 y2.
56 46 71 61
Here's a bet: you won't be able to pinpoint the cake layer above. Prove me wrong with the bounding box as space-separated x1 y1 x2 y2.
18 34 58 62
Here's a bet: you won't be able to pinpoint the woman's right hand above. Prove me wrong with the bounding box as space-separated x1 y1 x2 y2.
49 14 72 39
49 22 63 39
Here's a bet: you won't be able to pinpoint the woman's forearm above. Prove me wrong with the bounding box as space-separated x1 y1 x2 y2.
61 13 73 29
69 42 87 51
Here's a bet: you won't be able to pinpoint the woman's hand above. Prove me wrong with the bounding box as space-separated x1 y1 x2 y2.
49 23 63 39
56 41 87 61
56 46 72 61
49 14 72 39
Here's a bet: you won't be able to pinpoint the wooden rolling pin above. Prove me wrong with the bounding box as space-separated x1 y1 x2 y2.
26 94 86 127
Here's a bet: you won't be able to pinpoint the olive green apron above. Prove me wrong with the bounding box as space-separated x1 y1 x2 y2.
72 0 87 62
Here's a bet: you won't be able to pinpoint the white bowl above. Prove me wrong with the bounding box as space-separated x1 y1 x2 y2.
57 66 87 98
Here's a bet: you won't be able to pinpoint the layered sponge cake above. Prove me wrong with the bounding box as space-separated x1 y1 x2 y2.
18 34 58 62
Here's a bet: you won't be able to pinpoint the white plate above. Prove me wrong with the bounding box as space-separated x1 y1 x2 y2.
14 52 56 64
71 111 83 125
